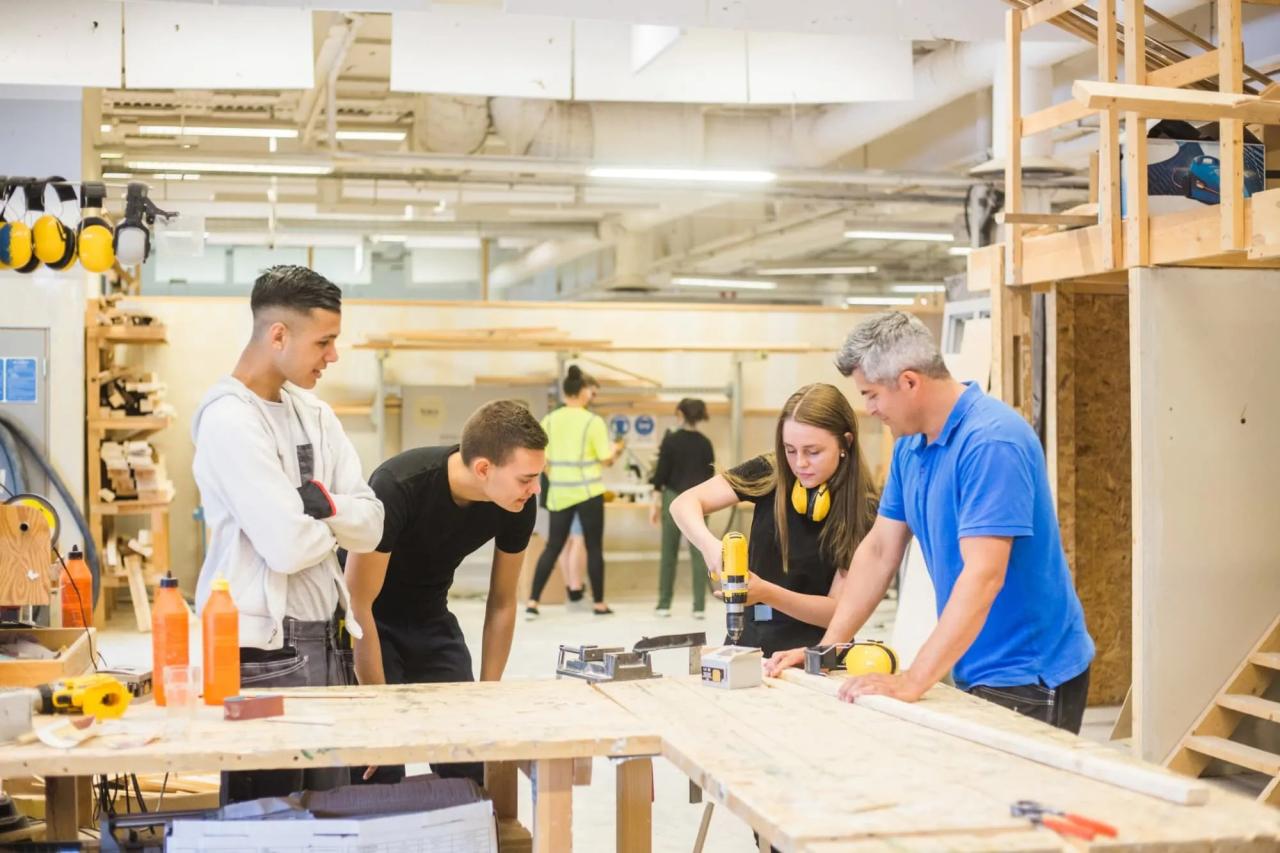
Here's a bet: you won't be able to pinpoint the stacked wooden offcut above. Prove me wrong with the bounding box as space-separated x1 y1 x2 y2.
98 371 175 420
99 440 175 505
103 530 161 589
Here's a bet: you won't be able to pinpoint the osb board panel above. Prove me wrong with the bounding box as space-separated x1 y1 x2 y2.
0 680 660 778
1056 290 1132 707
1130 267 1280 763
598 677 1280 852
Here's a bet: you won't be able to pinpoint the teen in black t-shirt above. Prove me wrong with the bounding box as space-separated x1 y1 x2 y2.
669 384 877 655
344 400 547 784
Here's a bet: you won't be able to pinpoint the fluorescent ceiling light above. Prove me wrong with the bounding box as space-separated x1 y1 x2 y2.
100 123 113 133
336 129 407 141
138 124 299 139
127 160 331 176
948 246 974 256
673 276 777 291
891 284 945 293
757 264 878 276
100 152 123 160
372 234 409 243
844 229 954 242
846 296 916 306
102 172 130 180
589 167 776 184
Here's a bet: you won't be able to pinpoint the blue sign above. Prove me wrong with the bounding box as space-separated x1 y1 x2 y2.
634 414 656 436
2 358 37 404
609 414 630 436
0 359 5 402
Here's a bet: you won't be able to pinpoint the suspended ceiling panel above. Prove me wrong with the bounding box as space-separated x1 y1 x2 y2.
391 8 573 99
0 1 122 88
124 2 312 89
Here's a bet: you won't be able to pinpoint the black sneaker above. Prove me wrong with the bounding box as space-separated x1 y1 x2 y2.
524 605 540 621
592 606 615 616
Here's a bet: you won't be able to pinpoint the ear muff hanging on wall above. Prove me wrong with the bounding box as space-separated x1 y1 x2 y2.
0 178 13 271
791 480 831 523
32 178 79 270
1 181 40 273
113 182 177 266
77 182 114 273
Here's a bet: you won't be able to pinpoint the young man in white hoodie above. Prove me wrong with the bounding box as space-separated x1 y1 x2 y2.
192 264 384 803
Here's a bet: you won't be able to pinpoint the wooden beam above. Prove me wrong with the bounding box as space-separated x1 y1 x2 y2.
1021 98 1092 136
1072 80 1280 124
1004 8 1024 286
998 212 1098 227
1142 6 1274 90
1147 49 1219 89
1124 0 1150 267
1097 0 1123 270
1022 0 1091 29
1248 188 1280 260
1219 0 1246 251
965 244 1003 293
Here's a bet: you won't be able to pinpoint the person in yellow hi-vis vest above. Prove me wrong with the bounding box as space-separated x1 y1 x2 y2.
525 365 623 617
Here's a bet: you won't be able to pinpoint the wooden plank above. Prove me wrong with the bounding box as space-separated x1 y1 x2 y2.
1184 736 1280 776
996 212 1097 227
0 680 661 778
1097 0 1122 271
964 244 1002 293
1021 0 1090 29
598 676 1280 849
1072 79 1280 124
1251 652 1280 670
486 761 518 821
1004 8 1024 286
44 777 79 841
1020 98 1091 137
123 554 152 633
616 757 653 853
1247 185 1280 260
1129 269 1280 764
778 670 1208 805
531 758 573 853
1216 694 1280 723
1146 49 1220 89
1123 0 1150 267
1219 0 1245 251
0 504 52 608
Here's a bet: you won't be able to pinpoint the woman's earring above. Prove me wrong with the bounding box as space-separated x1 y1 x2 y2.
840 452 847 458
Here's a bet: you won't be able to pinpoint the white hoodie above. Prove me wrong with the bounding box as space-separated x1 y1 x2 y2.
191 376 384 649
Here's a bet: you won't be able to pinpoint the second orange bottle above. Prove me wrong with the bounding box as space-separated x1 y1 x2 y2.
201 577 240 706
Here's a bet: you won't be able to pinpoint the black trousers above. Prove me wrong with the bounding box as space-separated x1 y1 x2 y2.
358 611 484 787
530 494 606 604
967 666 1092 734
221 618 351 805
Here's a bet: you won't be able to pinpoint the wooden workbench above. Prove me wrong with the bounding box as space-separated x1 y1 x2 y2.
0 680 662 852
597 676 1280 852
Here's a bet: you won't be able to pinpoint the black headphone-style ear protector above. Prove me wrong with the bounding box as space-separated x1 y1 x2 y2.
33 177 80 270
113 182 177 266
77 182 115 274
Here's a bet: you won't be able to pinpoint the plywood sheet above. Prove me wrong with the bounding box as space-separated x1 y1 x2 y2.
1129 266 1280 762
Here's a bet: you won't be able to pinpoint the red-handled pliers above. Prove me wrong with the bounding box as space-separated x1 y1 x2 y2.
1011 800 1119 841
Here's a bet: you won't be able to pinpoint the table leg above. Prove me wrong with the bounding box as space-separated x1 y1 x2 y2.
45 776 81 841
485 761 518 821
616 757 653 853
531 757 573 853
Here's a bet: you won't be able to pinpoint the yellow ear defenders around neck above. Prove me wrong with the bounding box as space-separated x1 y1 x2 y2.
77 182 114 273
0 180 36 272
33 178 80 270
791 479 831 523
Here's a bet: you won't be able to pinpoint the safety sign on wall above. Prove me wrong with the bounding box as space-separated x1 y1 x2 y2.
0 358 37 404
608 414 631 438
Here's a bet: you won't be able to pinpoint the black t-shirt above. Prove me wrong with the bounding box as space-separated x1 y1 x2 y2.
650 428 715 494
369 445 536 623
728 454 838 655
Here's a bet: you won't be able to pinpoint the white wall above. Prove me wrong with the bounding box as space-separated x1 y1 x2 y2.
118 296 917 588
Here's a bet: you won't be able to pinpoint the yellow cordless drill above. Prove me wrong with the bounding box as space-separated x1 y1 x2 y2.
37 674 132 721
719 532 749 645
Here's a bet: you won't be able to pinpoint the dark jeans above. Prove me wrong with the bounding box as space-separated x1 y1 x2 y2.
357 612 483 787
967 666 1091 734
530 494 606 604
221 617 352 805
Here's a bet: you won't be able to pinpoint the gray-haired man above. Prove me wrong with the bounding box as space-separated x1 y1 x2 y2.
765 312 1095 733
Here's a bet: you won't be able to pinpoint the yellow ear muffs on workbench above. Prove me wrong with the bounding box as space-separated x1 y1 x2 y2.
32 179 80 270
791 479 830 523
843 640 898 676
77 182 114 273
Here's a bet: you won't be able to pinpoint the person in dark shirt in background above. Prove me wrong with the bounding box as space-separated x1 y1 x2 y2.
650 398 716 618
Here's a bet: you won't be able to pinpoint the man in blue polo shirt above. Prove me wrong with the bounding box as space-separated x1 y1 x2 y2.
765 311 1094 732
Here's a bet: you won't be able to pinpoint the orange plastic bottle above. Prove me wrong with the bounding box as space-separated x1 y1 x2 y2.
201 577 240 706
60 545 93 628
151 573 189 706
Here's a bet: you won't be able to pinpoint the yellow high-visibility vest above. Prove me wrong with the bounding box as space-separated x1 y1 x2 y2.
541 406 610 511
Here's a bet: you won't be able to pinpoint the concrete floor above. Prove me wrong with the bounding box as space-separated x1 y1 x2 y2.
95 591 1121 852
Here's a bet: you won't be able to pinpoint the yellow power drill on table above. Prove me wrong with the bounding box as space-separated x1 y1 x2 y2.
37 674 132 720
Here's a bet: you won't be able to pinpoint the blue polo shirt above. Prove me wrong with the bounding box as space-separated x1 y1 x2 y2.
879 382 1094 690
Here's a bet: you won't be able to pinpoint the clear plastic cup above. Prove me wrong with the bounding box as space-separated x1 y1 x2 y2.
163 664 200 735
